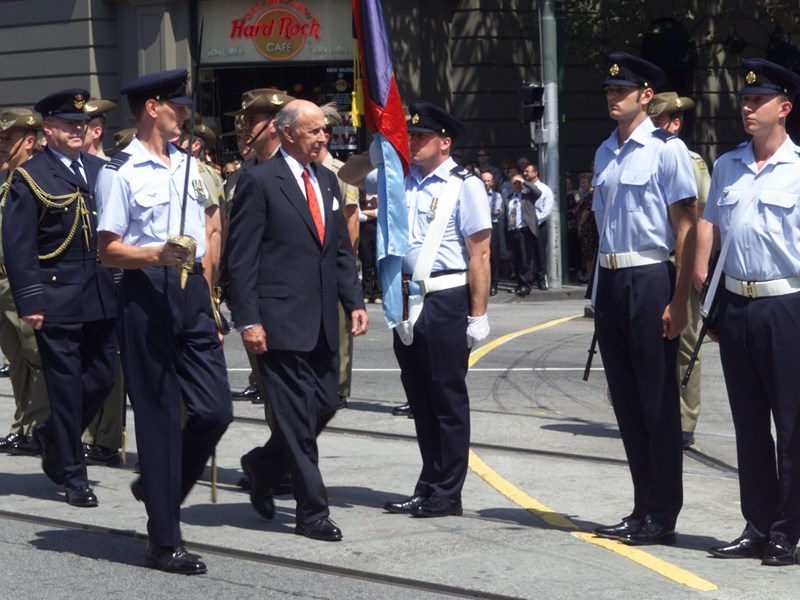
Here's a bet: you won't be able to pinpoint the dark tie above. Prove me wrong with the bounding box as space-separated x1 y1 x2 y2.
70 159 86 185
302 167 325 243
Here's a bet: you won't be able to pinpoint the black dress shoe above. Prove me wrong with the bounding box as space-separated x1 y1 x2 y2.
65 485 98 507
618 518 676 546
0 364 9 377
384 495 426 514
489 284 498 296
0 432 21 452
240 454 275 520
761 536 797 566
538 274 549 291
681 431 695 450
131 477 146 502
593 516 641 540
237 476 251 490
232 384 259 400
411 495 463 518
392 402 412 416
337 395 348 410
516 285 530 297
708 536 767 559
9 435 41 456
145 544 207 575
510 286 520 294
295 517 342 541
84 443 121 466
32 424 64 485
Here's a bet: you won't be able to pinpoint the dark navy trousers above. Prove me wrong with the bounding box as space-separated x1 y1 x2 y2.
119 267 232 548
594 261 683 528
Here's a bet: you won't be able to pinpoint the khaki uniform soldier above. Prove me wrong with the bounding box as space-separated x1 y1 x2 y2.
318 102 360 408
647 92 712 450
0 108 50 455
80 98 125 467
222 89 294 408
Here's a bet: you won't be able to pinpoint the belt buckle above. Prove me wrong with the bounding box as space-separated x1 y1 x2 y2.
742 281 758 299
607 253 618 270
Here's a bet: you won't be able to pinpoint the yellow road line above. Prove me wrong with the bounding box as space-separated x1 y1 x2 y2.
572 533 718 591
467 314 718 592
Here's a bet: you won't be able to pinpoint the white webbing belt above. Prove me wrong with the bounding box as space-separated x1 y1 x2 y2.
419 272 467 295
598 249 670 270
724 275 800 299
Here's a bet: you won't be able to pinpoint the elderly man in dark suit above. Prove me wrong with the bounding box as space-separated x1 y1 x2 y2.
2 89 117 507
226 99 368 542
505 173 541 297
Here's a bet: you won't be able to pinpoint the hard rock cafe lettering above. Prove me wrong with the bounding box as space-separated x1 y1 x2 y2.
230 2 322 61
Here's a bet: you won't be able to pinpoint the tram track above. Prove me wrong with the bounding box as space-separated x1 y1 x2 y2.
0 508 524 600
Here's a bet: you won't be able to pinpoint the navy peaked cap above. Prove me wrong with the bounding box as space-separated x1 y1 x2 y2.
121 69 192 105
602 52 666 89
407 102 465 139
738 59 800 97
34 89 92 121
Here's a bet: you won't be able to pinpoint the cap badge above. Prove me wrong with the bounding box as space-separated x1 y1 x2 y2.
675 98 683 108
241 100 247 109
271 94 283 106
74 94 85 110
85 104 98 113
609 64 620 76
745 71 756 85
26 116 36 126
411 113 420 124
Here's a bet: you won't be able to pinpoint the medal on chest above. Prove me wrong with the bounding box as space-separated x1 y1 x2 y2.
427 197 439 220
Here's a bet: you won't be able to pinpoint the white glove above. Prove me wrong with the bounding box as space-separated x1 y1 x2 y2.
369 139 384 167
466 314 490 348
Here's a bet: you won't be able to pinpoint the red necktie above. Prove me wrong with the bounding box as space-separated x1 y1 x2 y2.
302 167 325 243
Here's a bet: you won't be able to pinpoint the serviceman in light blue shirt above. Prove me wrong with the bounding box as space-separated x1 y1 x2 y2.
702 59 800 567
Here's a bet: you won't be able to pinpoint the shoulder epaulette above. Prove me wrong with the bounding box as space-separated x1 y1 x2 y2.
450 165 475 180
652 129 676 143
105 152 131 172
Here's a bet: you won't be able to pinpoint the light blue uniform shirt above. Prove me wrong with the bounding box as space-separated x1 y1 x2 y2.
703 137 800 281
592 118 697 254
403 157 491 275
95 137 208 258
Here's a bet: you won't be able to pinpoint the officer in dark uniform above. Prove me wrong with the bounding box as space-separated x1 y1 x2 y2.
703 60 800 566
589 53 697 545
2 89 118 507
385 102 492 517
95 69 232 575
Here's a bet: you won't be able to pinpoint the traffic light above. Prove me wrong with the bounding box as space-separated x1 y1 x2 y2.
520 81 545 123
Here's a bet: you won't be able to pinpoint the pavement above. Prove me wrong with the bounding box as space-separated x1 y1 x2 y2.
0 288 791 599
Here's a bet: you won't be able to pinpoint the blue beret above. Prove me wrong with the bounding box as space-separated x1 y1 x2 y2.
34 89 92 121
602 52 666 90
407 101 465 139
738 59 800 97
120 69 192 106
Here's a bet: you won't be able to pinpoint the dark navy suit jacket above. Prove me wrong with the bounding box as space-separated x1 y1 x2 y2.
2 148 116 323
226 153 363 353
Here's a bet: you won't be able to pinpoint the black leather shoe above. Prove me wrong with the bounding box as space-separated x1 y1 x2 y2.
337 395 348 410
84 443 121 466
384 495 426 514
539 274 549 291
392 402 412 416
593 517 641 540
510 286 520 294
619 518 676 546
295 517 342 541
411 495 463 518
131 476 146 502
761 536 797 566
516 285 530 297
145 544 207 575
237 476 251 490
0 364 9 377
682 431 695 450
232 384 259 400
0 433 21 452
708 536 767 559
32 424 64 485
65 485 98 507
489 283 498 296
9 435 41 457
240 454 275 520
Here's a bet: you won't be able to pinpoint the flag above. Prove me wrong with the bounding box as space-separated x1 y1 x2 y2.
352 0 410 328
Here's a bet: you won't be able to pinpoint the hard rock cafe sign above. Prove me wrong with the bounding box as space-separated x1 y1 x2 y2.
229 0 322 61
